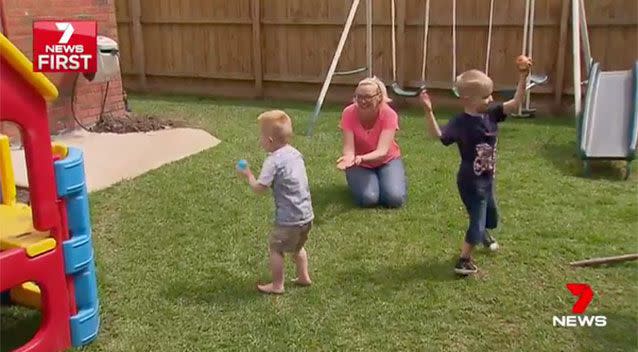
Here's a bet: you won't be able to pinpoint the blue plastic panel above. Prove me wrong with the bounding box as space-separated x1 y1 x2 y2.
70 300 100 347
54 147 86 198
63 235 93 274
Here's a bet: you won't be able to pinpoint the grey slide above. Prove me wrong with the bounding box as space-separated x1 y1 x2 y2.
578 61 638 178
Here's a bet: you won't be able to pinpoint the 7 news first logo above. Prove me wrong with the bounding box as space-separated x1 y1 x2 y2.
33 21 97 73
553 283 607 328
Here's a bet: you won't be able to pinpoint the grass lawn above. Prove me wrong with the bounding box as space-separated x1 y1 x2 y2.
2 95 637 352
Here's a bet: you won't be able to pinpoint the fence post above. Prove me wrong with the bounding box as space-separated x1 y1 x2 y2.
251 0 263 98
128 0 147 91
553 0 570 111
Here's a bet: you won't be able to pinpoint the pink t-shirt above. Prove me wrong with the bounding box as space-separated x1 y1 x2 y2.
340 103 401 169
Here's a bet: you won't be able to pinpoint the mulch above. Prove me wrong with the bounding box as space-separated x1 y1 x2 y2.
88 113 187 134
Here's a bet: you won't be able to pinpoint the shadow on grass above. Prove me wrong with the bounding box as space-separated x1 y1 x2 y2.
397 258 459 283
310 182 357 226
311 178 417 223
334 258 458 293
577 312 638 352
540 140 632 181
0 307 40 352
160 268 259 306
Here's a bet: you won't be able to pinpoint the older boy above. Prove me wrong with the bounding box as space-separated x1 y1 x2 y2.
238 110 314 293
421 56 532 275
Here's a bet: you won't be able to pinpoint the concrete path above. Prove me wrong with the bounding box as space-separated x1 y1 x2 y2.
11 128 220 192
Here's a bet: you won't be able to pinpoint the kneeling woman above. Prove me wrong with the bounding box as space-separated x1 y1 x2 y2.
336 77 407 208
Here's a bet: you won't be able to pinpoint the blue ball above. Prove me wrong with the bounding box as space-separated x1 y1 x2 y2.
237 159 248 170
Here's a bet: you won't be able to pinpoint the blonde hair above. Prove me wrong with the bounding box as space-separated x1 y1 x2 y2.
257 110 293 143
357 76 392 104
454 69 494 98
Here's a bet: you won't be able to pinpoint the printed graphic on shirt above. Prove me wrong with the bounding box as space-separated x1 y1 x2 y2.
473 142 496 176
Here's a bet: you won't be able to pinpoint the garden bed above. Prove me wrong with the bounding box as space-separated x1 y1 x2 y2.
89 113 187 134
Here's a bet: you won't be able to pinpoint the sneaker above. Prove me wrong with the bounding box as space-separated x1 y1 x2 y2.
483 232 499 252
454 257 478 275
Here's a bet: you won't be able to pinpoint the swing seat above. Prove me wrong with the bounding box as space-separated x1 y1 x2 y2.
499 73 550 99
451 86 461 98
499 89 516 100
391 82 426 97
527 73 548 89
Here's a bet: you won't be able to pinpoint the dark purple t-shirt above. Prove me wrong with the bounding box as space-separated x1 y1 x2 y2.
440 103 507 183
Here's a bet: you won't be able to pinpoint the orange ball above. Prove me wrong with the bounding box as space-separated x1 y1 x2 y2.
516 55 531 71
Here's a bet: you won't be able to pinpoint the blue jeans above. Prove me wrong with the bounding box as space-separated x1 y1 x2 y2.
345 158 407 208
457 178 498 246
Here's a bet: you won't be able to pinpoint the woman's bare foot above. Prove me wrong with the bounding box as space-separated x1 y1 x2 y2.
257 282 284 294
292 277 312 287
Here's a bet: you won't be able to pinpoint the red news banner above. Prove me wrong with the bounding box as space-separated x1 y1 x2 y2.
33 21 97 73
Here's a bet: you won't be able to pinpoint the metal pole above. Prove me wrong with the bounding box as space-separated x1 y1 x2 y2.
452 0 457 82
421 0 430 82
572 0 582 116
366 0 372 77
391 0 397 81
308 0 361 136
485 0 494 75
518 0 531 115
579 0 592 73
525 0 535 111
522 0 530 56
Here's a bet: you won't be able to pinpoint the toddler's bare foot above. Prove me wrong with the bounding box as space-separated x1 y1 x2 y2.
292 277 312 287
257 282 284 294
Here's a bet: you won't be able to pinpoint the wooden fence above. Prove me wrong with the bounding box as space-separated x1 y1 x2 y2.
114 0 638 113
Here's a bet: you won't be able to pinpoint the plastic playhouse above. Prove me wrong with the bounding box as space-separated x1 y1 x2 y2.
0 33 100 351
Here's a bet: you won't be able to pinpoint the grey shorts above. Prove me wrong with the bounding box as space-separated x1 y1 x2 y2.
268 221 312 253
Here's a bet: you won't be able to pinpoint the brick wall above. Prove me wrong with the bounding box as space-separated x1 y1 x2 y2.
0 0 126 139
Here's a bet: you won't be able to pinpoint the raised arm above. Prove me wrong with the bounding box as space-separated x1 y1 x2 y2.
503 55 532 115
420 91 442 139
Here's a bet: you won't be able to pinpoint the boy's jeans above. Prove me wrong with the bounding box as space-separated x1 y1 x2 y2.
457 177 498 246
345 158 407 208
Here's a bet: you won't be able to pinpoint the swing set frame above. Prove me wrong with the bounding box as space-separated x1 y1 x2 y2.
307 0 550 135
